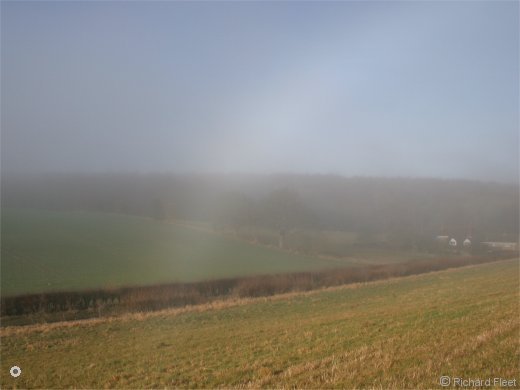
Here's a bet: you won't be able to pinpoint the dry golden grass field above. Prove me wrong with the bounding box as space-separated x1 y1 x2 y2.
1 258 518 389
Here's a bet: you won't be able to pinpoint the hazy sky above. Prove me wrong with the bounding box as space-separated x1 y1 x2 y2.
2 1 518 182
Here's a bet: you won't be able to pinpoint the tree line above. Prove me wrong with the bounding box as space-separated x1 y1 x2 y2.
2 173 518 244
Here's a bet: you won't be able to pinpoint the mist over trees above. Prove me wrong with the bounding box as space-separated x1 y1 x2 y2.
2 173 518 246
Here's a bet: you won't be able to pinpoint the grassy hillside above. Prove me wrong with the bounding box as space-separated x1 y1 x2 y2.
1 258 518 388
1 209 356 296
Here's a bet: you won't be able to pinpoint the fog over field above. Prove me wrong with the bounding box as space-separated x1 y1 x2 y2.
1 1 518 389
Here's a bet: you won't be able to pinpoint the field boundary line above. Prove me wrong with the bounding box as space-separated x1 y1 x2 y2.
2 257 517 335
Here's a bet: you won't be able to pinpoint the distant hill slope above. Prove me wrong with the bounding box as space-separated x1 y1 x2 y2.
1 258 518 388
3 173 518 243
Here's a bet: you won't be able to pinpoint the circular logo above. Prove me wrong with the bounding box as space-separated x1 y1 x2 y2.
440 376 451 387
10 366 21 378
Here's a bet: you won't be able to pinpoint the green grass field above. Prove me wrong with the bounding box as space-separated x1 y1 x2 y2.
1 258 518 388
2 208 358 296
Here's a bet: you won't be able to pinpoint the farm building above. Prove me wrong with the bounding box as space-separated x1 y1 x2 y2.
480 241 518 252
435 235 449 245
